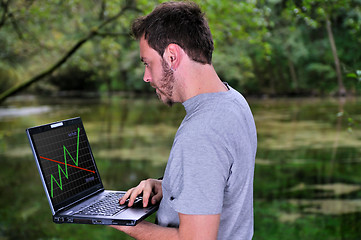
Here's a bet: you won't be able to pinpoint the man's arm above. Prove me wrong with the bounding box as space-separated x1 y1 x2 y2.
111 213 220 240
116 178 220 239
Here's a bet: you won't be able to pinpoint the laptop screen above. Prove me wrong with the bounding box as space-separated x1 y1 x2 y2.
27 117 103 212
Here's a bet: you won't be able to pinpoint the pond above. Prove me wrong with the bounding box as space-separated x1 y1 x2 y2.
0 94 360 239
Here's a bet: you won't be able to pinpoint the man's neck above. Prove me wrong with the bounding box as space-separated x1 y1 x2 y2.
175 62 228 103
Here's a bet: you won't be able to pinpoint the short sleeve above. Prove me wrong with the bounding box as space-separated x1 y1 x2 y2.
162 130 231 215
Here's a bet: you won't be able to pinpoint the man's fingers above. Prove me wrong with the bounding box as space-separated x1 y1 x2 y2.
128 180 147 206
119 188 134 205
151 192 162 204
128 188 142 206
118 179 162 207
141 181 154 207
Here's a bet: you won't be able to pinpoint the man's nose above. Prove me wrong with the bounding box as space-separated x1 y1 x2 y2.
143 68 151 83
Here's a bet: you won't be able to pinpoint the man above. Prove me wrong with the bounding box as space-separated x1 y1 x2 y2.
112 1 257 239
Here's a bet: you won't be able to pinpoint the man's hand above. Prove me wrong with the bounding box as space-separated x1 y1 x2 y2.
119 178 163 208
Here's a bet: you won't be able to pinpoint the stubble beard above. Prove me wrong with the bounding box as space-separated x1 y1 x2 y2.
155 59 176 107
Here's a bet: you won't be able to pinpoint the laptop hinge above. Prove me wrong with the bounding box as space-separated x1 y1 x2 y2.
55 188 105 214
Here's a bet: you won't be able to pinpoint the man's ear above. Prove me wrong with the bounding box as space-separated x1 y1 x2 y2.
163 43 183 71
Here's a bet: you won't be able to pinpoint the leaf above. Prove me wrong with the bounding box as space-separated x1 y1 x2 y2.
347 73 357 78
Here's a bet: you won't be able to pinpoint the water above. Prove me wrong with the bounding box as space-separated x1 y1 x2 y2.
0 95 360 239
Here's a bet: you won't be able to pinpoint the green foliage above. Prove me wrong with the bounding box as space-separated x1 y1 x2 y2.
198 0 270 90
47 66 98 91
0 64 21 93
0 0 360 96
347 70 361 82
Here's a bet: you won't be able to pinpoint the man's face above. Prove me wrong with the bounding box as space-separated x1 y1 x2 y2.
139 37 176 106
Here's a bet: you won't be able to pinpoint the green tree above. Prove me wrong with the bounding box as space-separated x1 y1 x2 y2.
1 0 360 101
291 0 361 96
201 0 270 91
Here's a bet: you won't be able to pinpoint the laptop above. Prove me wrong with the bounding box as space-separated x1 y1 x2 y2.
26 117 158 226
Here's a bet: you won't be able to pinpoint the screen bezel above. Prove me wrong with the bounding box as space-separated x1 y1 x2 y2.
26 117 104 213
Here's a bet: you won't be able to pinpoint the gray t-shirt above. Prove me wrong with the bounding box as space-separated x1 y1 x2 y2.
157 84 257 240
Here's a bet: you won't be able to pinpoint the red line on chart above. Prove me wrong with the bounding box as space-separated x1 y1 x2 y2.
40 156 95 173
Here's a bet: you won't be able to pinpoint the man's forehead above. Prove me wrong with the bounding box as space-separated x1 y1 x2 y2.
139 37 150 59
139 37 162 62
139 36 148 51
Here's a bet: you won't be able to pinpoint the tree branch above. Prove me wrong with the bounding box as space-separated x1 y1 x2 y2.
0 0 11 30
0 2 138 104
8 12 23 40
0 33 95 103
95 31 129 37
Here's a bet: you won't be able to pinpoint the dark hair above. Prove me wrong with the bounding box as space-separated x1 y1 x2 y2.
131 1 214 64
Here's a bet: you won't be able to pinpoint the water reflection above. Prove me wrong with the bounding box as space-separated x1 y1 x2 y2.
252 97 361 239
0 95 360 239
0 106 52 119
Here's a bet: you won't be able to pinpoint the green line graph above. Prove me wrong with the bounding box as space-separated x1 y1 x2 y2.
39 127 93 198
49 127 79 198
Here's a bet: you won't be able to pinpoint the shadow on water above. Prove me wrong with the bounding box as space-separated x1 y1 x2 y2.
0 95 361 239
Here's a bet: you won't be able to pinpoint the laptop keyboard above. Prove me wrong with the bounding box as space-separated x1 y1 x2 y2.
75 192 137 216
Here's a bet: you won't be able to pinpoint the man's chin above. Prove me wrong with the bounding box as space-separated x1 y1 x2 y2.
160 96 174 107
156 91 173 107
165 99 174 107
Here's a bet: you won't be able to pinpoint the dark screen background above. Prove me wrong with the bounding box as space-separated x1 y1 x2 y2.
32 123 101 206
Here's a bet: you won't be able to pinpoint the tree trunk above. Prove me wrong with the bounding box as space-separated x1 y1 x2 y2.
287 46 299 93
326 17 346 96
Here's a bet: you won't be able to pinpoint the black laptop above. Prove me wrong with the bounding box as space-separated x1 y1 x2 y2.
26 117 158 225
